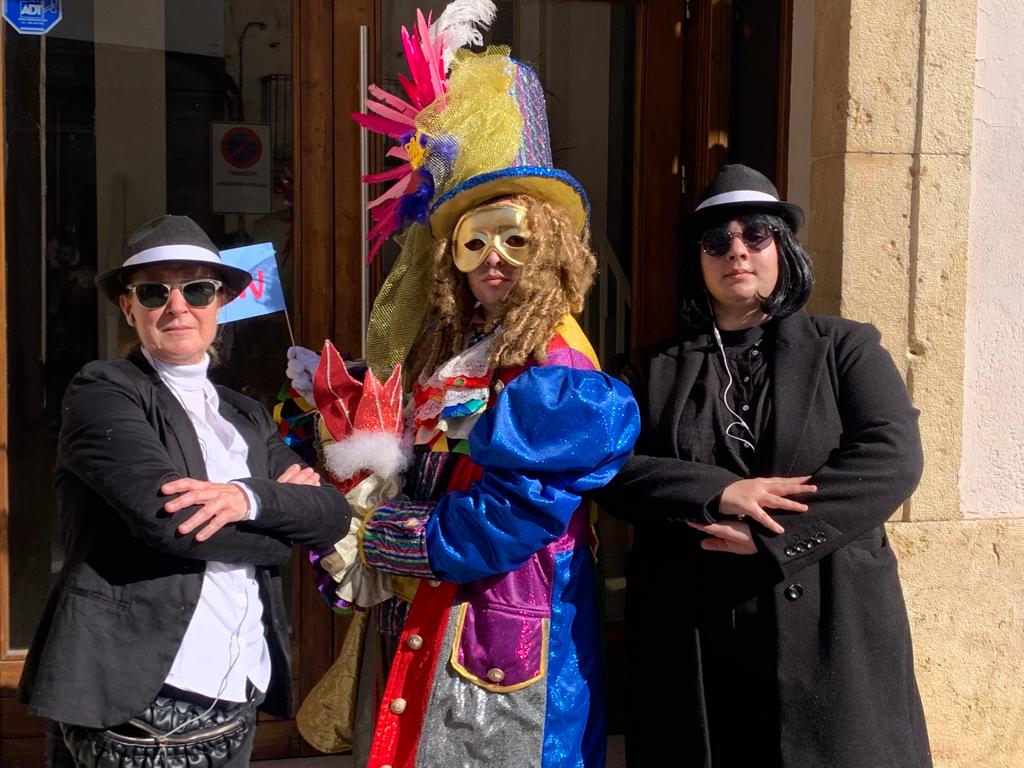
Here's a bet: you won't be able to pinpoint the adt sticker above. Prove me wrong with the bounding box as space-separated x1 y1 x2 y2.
3 0 61 35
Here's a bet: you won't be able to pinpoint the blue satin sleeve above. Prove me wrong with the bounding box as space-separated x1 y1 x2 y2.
424 366 640 583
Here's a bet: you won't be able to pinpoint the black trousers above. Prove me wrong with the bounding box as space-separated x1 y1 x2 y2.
47 720 76 768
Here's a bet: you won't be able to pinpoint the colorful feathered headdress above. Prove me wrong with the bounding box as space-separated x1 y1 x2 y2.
355 1 590 375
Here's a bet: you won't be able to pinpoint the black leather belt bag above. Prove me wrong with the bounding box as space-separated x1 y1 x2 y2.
61 693 256 768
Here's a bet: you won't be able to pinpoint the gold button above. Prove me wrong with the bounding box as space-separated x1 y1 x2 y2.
493 380 505 394
406 634 423 650
390 698 407 715
428 579 441 587
486 668 505 683
404 517 421 529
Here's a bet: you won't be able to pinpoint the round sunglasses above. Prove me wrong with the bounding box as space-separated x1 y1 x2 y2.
126 279 224 309
699 224 778 257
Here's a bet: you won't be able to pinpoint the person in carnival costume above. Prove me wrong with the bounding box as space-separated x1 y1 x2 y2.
284 3 640 767
593 164 931 768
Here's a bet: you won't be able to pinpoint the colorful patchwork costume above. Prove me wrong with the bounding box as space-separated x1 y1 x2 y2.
359 316 636 768
293 3 640 767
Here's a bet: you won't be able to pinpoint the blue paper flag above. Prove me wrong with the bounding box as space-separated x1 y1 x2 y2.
217 242 288 324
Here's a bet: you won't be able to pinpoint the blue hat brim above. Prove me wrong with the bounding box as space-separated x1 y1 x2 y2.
428 167 589 239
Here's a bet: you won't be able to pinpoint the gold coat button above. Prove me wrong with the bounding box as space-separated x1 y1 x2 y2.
390 698 407 715
406 634 423 650
404 517 421 529
493 380 505 394
486 667 505 683
428 579 441 587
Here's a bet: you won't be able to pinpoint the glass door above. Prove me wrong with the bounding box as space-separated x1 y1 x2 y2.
0 2 332 763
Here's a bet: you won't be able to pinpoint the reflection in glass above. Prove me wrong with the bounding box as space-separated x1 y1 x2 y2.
4 1 294 651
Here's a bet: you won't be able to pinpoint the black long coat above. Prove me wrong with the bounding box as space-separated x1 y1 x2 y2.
19 351 351 729
594 311 931 768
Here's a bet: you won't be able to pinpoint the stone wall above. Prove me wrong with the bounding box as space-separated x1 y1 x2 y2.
798 0 1023 764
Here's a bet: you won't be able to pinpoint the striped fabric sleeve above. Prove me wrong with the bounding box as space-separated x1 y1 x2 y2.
359 499 438 578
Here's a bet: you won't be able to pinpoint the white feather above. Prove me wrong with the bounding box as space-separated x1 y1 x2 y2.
432 0 497 70
322 430 410 483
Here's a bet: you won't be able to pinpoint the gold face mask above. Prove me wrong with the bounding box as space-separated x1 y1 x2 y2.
452 203 531 273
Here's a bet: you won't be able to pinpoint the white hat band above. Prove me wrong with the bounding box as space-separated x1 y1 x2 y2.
695 190 779 211
122 244 221 269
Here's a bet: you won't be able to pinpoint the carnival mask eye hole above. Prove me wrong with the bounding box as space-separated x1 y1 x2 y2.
505 234 528 248
464 238 486 252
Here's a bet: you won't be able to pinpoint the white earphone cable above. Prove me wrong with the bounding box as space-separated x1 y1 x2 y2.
711 322 757 452
152 360 255 764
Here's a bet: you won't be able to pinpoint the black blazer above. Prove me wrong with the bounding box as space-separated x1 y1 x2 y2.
594 311 932 768
19 352 351 729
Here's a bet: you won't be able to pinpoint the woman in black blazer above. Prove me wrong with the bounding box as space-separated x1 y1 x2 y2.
594 165 931 768
19 216 351 767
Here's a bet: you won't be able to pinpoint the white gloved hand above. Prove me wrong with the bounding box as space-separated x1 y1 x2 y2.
286 345 320 402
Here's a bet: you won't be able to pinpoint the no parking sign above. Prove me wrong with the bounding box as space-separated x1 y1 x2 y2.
210 122 272 214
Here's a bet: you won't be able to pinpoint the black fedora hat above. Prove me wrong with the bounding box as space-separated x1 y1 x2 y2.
95 215 252 304
683 164 804 244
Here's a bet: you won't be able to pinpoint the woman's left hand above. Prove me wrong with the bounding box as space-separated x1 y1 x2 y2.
276 463 322 486
162 478 251 541
687 519 756 555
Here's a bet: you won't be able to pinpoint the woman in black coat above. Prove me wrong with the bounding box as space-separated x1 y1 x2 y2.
594 165 931 768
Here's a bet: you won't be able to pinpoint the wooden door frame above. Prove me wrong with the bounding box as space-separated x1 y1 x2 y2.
0 13 12 686
277 0 798 754
250 0 379 759
632 0 793 349
632 0 687 348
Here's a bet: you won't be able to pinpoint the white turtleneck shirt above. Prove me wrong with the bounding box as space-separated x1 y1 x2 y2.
143 349 272 702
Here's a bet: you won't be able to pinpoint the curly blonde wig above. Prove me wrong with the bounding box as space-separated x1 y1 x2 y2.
410 195 597 379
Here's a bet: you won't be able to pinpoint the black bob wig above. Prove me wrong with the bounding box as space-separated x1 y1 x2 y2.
678 212 814 331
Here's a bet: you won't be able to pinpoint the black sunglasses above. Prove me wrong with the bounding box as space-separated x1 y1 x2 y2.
699 224 778 257
127 279 224 309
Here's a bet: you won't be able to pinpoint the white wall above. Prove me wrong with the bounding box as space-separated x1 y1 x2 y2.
962 0 1024 518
